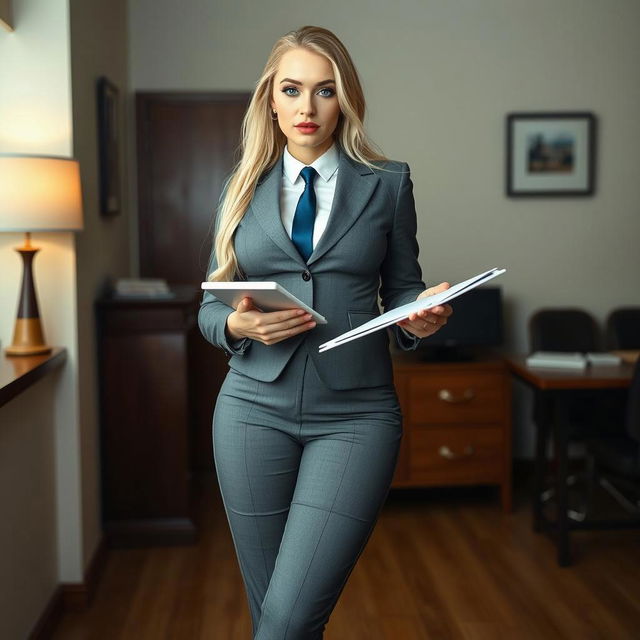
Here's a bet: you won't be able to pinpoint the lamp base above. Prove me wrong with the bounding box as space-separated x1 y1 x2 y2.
5 318 52 356
5 235 52 357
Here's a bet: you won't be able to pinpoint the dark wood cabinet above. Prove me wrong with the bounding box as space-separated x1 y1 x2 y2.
392 354 512 512
96 287 206 547
99 92 250 546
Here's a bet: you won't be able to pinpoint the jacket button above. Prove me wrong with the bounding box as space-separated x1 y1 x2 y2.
302 270 311 281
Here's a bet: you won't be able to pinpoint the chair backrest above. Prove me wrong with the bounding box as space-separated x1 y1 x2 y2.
625 358 640 443
529 308 599 353
606 307 640 350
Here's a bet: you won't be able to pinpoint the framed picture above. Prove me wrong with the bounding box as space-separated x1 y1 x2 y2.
0 0 14 32
506 112 596 197
97 76 121 215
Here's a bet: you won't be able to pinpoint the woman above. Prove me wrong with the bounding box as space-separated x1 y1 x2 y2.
199 25 452 639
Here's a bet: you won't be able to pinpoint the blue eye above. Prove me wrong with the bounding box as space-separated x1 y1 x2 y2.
281 86 335 98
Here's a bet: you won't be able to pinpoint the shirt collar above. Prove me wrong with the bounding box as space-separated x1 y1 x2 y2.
283 142 339 185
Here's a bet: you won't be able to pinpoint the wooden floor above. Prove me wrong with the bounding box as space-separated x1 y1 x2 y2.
53 472 640 639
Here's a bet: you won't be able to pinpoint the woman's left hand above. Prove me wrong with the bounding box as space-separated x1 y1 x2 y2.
396 282 453 338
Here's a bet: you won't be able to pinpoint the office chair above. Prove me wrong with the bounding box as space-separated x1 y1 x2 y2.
528 308 602 520
585 357 640 516
606 307 640 350
529 308 599 353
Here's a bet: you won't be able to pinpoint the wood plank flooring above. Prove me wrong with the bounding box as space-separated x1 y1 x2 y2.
52 473 640 639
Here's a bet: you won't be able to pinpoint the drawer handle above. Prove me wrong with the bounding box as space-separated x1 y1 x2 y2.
439 445 475 459
438 388 475 404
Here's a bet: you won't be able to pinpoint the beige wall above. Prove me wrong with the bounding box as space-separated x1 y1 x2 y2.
0 0 79 634
0 0 129 635
129 0 640 455
69 0 130 571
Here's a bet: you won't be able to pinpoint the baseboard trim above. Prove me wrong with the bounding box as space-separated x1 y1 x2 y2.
61 535 108 611
28 586 63 640
28 536 107 639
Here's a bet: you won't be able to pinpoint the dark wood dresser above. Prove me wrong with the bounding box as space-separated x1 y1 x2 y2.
392 353 512 511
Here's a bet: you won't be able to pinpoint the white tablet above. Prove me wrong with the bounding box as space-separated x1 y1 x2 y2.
201 281 327 324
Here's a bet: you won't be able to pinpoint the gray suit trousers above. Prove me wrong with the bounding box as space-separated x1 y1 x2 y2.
213 345 403 639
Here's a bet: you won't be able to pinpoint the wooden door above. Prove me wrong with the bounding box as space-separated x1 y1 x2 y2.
136 92 250 283
135 92 250 470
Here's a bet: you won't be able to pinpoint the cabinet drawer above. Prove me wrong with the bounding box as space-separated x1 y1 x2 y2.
409 426 503 484
406 372 504 425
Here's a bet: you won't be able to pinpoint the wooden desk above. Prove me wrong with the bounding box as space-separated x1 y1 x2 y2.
506 356 634 566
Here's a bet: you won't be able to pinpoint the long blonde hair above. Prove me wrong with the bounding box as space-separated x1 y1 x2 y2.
209 25 387 281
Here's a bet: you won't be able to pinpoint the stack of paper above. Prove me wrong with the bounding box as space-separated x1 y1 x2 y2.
115 278 174 298
318 267 506 353
526 351 623 369
526 352 588 370
585 352 622 367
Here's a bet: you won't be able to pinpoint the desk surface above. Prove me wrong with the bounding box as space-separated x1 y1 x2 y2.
0 348 67 408
506 355 634 390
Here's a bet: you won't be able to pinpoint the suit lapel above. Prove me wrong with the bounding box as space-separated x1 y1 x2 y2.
248 146 380 267
307 148 379 266
249 155 306 266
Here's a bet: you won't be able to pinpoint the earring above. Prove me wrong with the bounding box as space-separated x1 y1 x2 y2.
271 109 278 120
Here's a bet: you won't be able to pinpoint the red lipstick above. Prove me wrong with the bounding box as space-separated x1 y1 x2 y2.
295 122 319 134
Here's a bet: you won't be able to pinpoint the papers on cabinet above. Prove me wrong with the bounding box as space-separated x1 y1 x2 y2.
114 278 174 298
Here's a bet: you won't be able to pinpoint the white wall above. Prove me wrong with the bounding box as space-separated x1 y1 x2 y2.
0 0 129 635
0 0 81 635
129 0 640 455
69 0 130 571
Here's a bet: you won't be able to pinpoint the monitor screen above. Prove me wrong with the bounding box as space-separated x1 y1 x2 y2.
419 286 503 353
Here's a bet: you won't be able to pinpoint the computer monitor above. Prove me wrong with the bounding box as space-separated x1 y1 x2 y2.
418 286 504 361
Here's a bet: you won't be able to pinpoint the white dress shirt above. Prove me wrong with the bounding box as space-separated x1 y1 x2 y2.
280 143 339 250
280 142 418 339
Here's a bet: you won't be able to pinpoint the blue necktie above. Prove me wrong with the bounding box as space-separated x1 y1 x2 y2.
291 166 317 262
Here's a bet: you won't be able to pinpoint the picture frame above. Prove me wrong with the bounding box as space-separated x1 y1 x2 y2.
97 76 121 215
506 112 596 197
0 0 14 32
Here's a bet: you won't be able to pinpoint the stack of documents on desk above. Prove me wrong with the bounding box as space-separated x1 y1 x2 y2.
319 267 506 353
585 352 622 366
526 351 622 370
526 352 588 370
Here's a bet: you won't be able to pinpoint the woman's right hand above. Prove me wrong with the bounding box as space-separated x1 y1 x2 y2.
226 297 317 346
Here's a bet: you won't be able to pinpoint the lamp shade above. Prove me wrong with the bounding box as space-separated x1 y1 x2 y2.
0 154 84 231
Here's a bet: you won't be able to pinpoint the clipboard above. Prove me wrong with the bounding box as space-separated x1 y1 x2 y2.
318 267 506 353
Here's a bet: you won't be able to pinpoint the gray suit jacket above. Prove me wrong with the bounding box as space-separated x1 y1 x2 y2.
198 145 426 390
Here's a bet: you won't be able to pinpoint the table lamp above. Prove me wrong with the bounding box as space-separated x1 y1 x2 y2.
0 154 84 356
